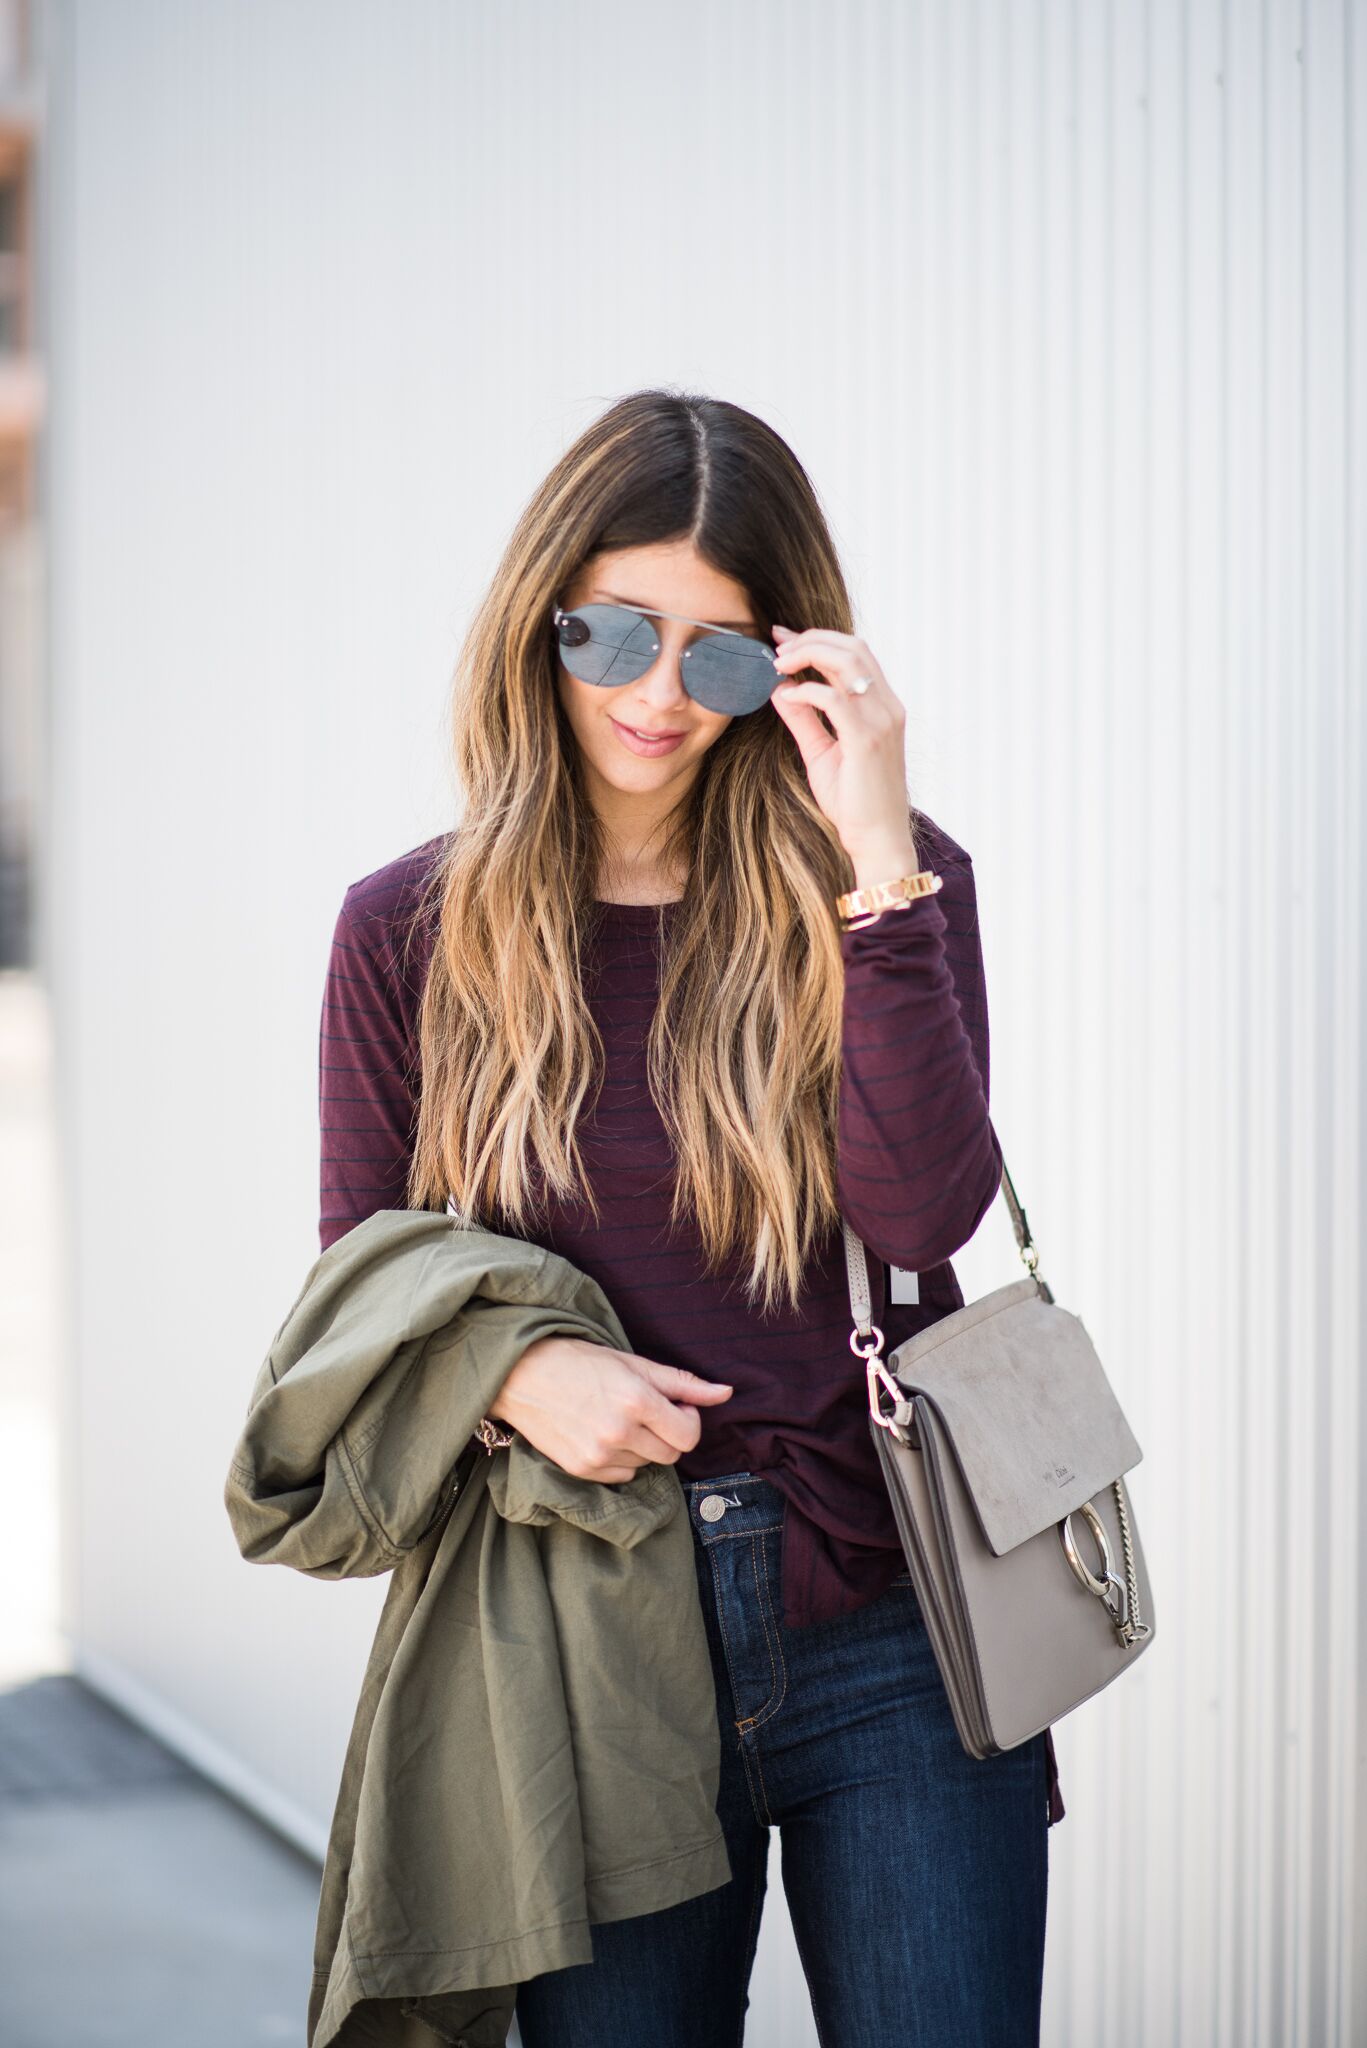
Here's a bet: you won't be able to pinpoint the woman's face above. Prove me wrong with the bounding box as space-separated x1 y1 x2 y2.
554 541 759 800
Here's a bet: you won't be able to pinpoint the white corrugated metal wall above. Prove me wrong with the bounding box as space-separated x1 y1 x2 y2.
42 3 1363 2042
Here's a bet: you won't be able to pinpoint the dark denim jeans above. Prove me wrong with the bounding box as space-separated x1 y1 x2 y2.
514 1470 1050 2048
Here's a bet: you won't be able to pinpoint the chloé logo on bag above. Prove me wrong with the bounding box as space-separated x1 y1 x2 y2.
1045 1463 1075 1487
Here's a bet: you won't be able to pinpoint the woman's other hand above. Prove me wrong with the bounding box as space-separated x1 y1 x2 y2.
485 1336 734 1483
768 621 916 882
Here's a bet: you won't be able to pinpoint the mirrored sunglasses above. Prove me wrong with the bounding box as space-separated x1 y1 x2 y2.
551 601 780 716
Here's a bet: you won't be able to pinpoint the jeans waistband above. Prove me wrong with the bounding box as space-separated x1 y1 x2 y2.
681 1470 784 1541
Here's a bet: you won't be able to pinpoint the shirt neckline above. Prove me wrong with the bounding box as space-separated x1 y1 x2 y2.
591 898 684 915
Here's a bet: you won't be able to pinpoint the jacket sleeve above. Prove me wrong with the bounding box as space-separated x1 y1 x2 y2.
223 1330 480 1580
223 1284 606 1581
835 854 1003 1270
319 892 421 1254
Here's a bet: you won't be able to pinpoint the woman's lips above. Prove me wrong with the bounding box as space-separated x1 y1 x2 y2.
609 717 688 757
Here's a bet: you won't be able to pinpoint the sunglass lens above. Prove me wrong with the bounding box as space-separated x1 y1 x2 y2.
680 632 780 715
555 605 657 687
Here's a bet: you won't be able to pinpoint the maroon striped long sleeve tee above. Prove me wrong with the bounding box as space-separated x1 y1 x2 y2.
318 811 1064 1826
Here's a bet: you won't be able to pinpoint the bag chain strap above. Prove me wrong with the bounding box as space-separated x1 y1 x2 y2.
844 1120 1150 1649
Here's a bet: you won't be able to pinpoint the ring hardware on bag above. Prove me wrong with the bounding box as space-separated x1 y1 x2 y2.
847 1129 1155 1762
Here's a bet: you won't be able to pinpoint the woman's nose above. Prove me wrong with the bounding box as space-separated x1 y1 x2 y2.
638 638 693 701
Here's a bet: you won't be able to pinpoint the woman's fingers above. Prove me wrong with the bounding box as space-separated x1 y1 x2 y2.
772 627 890 697
610 1355 734 1466
504 1339 735 1482
631 1358 734 1402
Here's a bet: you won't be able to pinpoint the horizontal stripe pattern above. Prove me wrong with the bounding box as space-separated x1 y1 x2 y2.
317 817 1062 1829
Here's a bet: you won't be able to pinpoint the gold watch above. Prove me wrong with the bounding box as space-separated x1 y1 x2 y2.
836 869 943 931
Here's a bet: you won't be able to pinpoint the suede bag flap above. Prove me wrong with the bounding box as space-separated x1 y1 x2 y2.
886 1278 1143 1557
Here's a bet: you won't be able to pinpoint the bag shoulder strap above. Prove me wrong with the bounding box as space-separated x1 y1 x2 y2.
842 1120 1053 1336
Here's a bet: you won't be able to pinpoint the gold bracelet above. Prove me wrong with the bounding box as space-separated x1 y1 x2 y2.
836 868 943 931
475 1416 516 1454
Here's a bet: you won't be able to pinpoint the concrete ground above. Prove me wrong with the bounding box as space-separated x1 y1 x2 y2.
0 1671 323 2046
0 971 328 2047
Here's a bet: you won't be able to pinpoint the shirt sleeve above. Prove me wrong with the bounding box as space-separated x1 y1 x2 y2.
318 893 421 1252
835 855 1003 1270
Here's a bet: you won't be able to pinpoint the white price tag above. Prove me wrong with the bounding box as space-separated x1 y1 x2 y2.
889 1265 920 1305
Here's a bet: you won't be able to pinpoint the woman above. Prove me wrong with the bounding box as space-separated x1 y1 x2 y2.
319 387 1063 2047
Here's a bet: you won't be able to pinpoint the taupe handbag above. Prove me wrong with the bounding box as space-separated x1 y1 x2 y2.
847 1136 1156 1759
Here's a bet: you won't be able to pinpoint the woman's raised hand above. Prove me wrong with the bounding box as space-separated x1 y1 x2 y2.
485 1335 734 1483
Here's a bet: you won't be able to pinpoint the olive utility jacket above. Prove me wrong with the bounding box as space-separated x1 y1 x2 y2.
223 1209 732 2048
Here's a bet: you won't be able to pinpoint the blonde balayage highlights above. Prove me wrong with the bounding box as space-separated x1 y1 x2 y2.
406 388 921 1316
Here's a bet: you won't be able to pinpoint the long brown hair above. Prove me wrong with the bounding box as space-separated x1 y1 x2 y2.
407 387 921 1316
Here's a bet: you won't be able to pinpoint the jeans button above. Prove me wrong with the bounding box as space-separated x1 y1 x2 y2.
699 1494 728 1522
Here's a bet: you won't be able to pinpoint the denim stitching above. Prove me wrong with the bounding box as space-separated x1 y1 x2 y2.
738 1732 772 1827
703 1509 780 1829
708 1543 747 1740
734 1533 781 1731
749 1729 777 1828
714 1546 771 1828
741 1535 789 1736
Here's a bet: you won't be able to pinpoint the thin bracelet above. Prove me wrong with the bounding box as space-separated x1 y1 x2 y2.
836 869 943 931
475 1416 516 1453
